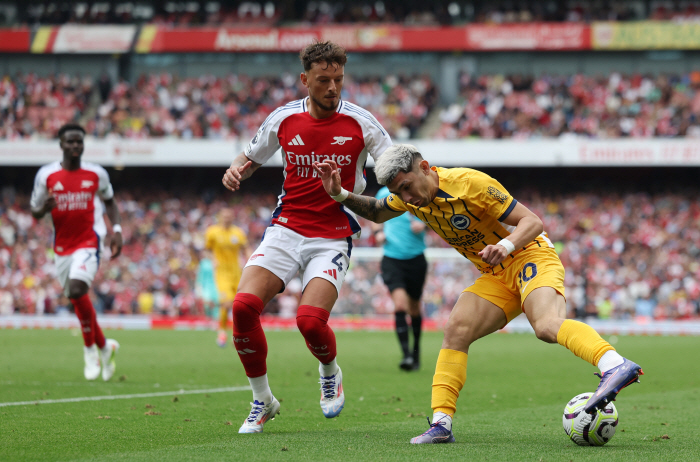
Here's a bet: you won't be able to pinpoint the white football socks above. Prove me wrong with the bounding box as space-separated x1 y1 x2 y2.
319 358 338 377
597 350 625 373
432 412 452 431
248 374 273 404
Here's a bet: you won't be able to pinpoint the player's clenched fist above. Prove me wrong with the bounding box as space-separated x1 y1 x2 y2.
478 244 508 267
222 160 252 191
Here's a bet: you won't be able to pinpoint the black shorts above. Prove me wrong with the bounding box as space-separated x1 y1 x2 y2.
380 254 428 301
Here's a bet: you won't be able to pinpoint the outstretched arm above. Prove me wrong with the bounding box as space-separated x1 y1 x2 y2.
222 153 262 192
312 160 404 224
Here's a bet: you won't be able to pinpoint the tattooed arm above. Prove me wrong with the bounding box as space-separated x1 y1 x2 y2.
312 160 404 223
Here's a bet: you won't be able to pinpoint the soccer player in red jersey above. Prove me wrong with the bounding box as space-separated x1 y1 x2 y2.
222 41 392 433
30 123 123 381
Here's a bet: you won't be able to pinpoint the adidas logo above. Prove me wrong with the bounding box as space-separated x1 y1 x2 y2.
237 348 257 355
53 181 64 191
288 134 305 146
323 269 338 280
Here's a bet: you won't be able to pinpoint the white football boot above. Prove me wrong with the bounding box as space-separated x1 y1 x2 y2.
83 345 101 381
100 339 120 381
319 365 345 418
238 397 281 433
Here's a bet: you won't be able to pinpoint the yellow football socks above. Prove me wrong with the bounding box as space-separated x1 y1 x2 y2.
218 306 228 331
431 349 468 415
556 319 614 366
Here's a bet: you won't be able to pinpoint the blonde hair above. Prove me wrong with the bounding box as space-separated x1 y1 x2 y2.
374 144 423 185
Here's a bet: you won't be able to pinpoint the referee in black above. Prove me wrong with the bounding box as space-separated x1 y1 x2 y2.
373 186 428 371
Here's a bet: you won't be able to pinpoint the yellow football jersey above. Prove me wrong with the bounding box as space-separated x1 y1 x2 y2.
204 224 248 274
383 167 553 274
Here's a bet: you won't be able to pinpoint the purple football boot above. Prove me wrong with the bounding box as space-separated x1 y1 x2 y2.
410 417 455 444
584 358 644 414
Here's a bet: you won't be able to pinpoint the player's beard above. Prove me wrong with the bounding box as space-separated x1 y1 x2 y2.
310 94 339 112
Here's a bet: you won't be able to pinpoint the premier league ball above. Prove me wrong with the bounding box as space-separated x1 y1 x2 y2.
562 392 618 446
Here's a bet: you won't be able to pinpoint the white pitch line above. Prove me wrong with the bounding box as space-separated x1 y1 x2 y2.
0 386 251 407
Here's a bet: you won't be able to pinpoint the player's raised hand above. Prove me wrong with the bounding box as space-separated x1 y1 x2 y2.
312 160 342 196
222 160 253 192
478 244 508 267
110 232 123 260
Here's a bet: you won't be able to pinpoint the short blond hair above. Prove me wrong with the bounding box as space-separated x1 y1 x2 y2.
374 144 423 185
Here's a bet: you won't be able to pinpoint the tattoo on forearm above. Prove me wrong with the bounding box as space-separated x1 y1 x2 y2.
343 194 384 221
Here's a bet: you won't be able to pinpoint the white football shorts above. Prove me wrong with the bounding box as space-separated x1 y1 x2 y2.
55 247 100 295
244 225 352 294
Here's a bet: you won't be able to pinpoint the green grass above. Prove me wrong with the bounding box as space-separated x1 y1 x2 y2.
1 329 699 461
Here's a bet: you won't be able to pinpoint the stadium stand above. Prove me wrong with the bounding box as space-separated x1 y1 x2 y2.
2 189 699 321
0 72 436 140
1 0 653 27
6 70 700 140
436 72 700 139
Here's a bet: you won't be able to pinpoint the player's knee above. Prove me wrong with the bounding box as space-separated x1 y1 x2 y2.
232 296 260 332
67 281 88 299
296 314 325 336
443 320 477 350
532 318 561 344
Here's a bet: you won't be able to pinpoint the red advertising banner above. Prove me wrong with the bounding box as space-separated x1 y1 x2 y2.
466 23 590 50
136 23 592 53
0 28 31 52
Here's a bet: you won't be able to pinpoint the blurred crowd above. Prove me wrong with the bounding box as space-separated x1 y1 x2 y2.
436 72 700 139
7 70 700 141
1 187 699 321
4 0 682 27
0 72 436 141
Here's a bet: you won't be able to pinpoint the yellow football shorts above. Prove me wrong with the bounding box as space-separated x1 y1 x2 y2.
464 246 565 323
215 271 241 302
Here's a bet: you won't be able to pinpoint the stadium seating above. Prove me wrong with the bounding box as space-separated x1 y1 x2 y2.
1 190 698 321
435 72 700 139
5 71 700 141
0 73 436 141
6 0 656 27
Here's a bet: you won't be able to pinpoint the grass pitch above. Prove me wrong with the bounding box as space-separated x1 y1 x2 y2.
1 328 699 461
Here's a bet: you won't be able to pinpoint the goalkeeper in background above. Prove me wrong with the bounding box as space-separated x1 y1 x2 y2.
205 208 250 347
313 144 643 444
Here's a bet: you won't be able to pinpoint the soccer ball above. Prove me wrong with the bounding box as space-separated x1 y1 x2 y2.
562 392 618 446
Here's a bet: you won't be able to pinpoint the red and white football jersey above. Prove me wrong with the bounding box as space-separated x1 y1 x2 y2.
30 161 114 256
245 98 392 239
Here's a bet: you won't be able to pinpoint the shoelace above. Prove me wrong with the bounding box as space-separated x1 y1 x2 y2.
418 416 451 436
319 376 337 400
592 370 609 393
246 402 265 423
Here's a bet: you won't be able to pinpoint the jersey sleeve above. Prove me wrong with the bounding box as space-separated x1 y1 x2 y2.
382 193 409 213
95 165 115 200
204 227 216 250
363 114 392 161
29 168 48 210
467 171 517 222
243 105 295 164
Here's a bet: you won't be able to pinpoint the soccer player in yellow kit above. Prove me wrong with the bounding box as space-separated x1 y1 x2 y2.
313 144 643 444
205 208 250 347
